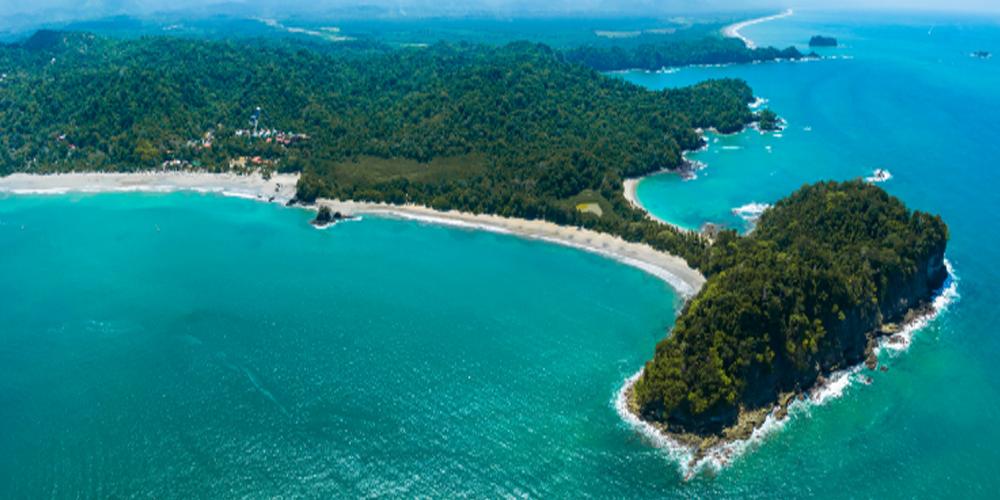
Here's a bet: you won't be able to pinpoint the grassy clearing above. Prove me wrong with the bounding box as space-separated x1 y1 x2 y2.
560 189 617 222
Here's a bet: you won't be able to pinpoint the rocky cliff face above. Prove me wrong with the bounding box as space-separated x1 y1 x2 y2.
631 181 950 440
742 243 949 412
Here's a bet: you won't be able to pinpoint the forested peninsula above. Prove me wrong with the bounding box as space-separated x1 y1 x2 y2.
631 180 949 448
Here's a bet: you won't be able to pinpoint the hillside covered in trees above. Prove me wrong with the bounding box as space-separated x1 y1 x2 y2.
564 37 817 72
0 29 773 265
632 180 949 437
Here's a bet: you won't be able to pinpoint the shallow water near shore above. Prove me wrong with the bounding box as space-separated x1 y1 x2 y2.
621 9 1000 497
3 10 1000 499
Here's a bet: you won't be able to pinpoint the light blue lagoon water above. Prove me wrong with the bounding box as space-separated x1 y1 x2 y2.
2 10 1000 499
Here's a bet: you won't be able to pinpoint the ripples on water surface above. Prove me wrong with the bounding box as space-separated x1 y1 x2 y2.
3 9 1000 499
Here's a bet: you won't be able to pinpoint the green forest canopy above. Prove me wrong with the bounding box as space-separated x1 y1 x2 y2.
0 30 775 265
633 180 948 426
564 37 816 72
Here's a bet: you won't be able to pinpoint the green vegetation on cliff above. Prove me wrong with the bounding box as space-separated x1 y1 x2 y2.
634 180 948 430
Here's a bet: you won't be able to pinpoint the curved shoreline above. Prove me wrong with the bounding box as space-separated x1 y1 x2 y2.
618 260 958 478
722 9 793 49
314 198 705 295
0 172 706 296
622 177 676 228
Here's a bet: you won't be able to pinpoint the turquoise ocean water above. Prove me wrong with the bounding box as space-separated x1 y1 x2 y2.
2 10 999 498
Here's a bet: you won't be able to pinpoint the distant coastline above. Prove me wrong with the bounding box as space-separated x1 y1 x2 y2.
0 172 706 296
722 10 793 49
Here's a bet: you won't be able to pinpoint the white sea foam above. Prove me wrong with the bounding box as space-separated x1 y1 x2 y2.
221 190 262 201
877 259 959 354
810 365 863 404
3 187 72 195
732 202 771 223
1 178 292 204
378 210 515 236
616 260 958 478
614 367 796 479
191 187 225 194
3 184 188 195
866 169 892 183
614 369 695 465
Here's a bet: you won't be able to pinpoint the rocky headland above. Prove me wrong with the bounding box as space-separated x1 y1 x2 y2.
627 179 950 453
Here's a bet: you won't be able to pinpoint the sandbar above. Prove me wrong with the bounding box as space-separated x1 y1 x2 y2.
722 10 793 49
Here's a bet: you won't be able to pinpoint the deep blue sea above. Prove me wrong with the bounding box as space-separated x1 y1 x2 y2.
2 10 999 498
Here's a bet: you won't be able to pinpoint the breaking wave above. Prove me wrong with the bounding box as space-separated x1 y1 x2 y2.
731 202 771 223
616 259 958 478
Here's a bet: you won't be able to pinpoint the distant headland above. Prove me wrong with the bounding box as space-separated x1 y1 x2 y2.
626 180 949 458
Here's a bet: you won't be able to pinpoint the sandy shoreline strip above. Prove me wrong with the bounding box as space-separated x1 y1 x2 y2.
0 172 705 295
0 171 300 203
622 177 683 230
722 9 793 49
316 198 705 295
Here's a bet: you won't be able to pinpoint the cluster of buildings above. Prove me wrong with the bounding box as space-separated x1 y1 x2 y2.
234 128 310 145
229 156 277 169
159 159 200 168
186 131 214 150
56 134 76 151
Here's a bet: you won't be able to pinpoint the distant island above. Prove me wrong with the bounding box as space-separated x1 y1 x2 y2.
972 51 991 58
809 36 838 47
629 180 948 452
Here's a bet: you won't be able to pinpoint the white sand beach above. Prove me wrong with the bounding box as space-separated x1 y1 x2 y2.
0 171 706 294
0 171 300 203
623 178 667 225
722 10 793 49
315 198 705 295
622 177 697 234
